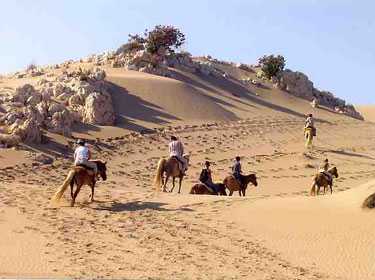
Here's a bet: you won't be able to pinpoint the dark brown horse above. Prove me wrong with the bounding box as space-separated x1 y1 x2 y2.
52 160 107 206
310 166 339 196
190 183 227 195
223 174 258 196
153 155 189 193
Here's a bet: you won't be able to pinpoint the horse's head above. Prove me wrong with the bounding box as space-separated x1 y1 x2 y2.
96 160 107 181
250 174 258 187
244 174 258 187
330 166 339 178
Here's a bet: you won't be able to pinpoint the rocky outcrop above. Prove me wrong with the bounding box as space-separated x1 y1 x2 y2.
83 91 115 125
277 70 314 99
275 69 363 120
0 68 116 143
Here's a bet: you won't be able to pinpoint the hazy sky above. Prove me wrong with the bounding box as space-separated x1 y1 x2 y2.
1 0 374 104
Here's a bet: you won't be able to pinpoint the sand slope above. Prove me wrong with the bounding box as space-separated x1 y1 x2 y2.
224 181 375 280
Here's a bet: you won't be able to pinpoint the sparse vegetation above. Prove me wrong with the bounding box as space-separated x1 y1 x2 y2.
26 62 37 71
116 25 185 55
258 55 286 79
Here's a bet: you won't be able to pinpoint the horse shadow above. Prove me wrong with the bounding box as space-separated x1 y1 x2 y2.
93 200 194 213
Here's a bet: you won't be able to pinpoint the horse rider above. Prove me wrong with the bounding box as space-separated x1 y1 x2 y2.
199 161 220 193
232 156 244 190
74 139 98 177
319 158 332 184
305 113 316 136
169 136 187 174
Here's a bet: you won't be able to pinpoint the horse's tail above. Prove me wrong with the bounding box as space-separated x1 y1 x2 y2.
310 176 317 196
52 170 75 201
153 158 166 191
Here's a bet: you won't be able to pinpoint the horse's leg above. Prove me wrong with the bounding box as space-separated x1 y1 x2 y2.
71 184 82 207
89 182 95 202
229 190 234 196
170 177 176 193
163 175 170 192
178 176 182 194
242 188 246 197
330 184 333 194
70 181 74 199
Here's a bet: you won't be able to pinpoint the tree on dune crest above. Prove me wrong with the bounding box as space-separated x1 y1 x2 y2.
258 54 286 79
116 25 185 55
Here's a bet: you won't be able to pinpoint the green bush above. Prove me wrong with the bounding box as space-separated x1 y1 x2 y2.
258 55 286 79
117 25 185 55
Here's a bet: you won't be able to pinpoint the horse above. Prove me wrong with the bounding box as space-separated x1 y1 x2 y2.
310 166 339 196
190 183 227 195
153 155 190 193
223 174 258 196
52 160 107 207
304 127 314 149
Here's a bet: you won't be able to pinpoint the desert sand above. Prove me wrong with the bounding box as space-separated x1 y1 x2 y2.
0 61 375 279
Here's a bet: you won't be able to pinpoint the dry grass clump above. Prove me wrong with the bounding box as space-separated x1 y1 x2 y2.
362 192 375 209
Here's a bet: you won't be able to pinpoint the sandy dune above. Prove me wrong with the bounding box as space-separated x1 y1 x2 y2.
0 61 374 279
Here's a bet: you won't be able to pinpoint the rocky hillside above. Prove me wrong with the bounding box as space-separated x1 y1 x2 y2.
0 42 362 147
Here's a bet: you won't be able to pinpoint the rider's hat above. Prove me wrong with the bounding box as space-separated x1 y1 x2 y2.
235 156 241 161
171 135 177 141
205 161 210 166
76 139 85 146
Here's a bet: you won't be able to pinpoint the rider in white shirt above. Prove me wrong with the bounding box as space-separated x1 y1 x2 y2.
74 139 98 175
169 136 187 173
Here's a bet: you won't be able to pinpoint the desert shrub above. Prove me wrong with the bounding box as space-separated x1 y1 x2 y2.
117 25 185 55
116 34 145 55
258 55 286 79
26 62 37 71
362 193 375 209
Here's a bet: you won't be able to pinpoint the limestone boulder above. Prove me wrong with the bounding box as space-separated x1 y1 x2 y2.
83 91 115 125
277 70 314 99
9 119 42 143
48 109 73 136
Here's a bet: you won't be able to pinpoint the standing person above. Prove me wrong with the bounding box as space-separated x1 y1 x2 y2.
199 161 219 193
305 113 316 136
232 156 244 189
74 139 98 176
169 136 187 174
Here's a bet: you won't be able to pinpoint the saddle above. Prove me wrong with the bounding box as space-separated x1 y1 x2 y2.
170 156 184 172
320 171 332 184
75 164 95 176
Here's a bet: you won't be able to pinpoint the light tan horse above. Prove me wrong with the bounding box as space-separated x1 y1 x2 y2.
223 174 258 196
310 166 339 196
52 160 107 206
305 127 314 149
153 155 189 193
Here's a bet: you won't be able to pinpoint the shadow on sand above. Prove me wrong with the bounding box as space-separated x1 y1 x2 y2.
93 200 194 213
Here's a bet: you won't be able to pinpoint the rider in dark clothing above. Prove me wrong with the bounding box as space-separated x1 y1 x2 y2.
232 156 244 189
199 161 220 193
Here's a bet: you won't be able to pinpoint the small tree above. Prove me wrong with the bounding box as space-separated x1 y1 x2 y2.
144 25 185 54
258 55 286 79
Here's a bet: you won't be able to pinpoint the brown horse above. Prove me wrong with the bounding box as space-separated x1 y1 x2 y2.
52 160 107 206
310 166 339 196
190 183 227 195
153 155 189 193
223 174 258 196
